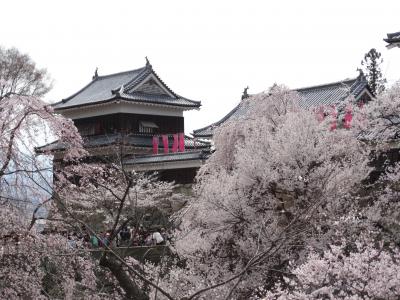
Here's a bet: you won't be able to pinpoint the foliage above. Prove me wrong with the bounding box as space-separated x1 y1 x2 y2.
263 234 400 300
0 94 85 205
0 203 111 299
55 164 177 228
360 48 387 95
0 46 52 100
0 94 114 299
362 80 400 141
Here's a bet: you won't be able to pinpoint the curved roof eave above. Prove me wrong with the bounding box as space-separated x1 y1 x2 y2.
193 100 245 136
53 96 201 112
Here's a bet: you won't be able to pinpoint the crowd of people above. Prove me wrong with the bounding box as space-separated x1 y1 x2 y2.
88 226 170 248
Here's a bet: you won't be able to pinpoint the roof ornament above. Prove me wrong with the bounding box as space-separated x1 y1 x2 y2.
115 85 124 97
241 86 249 100
145 56 152 69
93 67 98 80
356 68 366 82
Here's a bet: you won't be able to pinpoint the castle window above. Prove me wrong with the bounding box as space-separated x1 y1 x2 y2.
78 124 96 136
139 121 158 134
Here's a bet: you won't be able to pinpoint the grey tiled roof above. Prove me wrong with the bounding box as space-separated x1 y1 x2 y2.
52 63 201 110
193 74 370 138
297 76 368 109
193 100 251 138
384 31 400 48
37 133 211 152
124 150 206 165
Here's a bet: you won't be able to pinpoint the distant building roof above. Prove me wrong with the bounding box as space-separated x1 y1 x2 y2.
384 31 400 49
296 75 369 109
193 100 252 138
52 60 201 111
193 74 371 138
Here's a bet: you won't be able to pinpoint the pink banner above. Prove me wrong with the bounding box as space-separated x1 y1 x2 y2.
344 106 352 129
316 106 324 122
152 136 159 154
172 134 178 153
330 105 337 131
162 135 169 154
178 133 185 152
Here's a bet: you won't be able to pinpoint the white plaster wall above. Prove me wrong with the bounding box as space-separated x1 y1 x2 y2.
59 101 184 119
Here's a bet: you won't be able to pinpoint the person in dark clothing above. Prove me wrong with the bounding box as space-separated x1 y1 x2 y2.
119 226 131 246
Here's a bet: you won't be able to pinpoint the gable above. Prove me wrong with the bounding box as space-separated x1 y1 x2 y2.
133 77 172 96
356 89 373 104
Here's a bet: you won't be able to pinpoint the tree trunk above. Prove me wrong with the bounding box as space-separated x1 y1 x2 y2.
100 255 149 300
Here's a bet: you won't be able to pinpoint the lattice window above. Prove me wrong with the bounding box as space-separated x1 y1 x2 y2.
139 121 158 134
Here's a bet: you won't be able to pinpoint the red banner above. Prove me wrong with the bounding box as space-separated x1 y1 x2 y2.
152 136 159 154
172 134 178 153
162 135 169 154
178 133 185 152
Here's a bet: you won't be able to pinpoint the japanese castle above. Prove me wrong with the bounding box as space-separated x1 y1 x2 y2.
42 59 210 183
40 60 375 183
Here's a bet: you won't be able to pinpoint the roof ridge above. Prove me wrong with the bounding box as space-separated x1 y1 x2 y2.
122 67 152 91
386 31 400 39
96 66 146 80
124 64 181 99
295 77 357 92
123 66 202 106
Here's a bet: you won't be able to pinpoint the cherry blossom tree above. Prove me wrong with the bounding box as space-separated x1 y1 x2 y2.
0 94 110 299
0 202 114 299
51 161 183 300
263 234 400 300
0 47 52 100
363 80 400 141
0 93 84 206
171 82 400 300
147 86 371 299
248 82 400 300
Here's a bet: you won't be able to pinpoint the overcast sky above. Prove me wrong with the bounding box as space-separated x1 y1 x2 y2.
1 0 399 134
